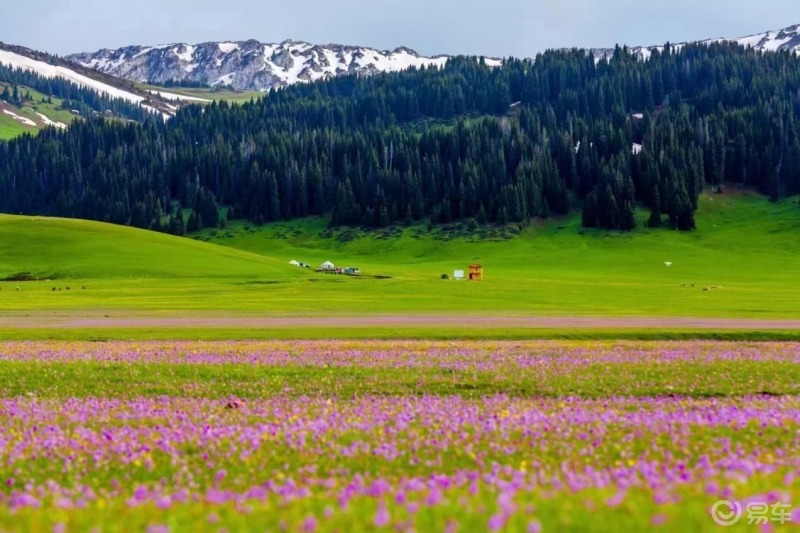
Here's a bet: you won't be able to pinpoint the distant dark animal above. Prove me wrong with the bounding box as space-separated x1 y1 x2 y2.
703 288 709 291
224 400 245 410
52 287 56 292
66 287 70 291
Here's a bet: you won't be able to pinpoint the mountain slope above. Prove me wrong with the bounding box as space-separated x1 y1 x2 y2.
591 23 800 60
0 82 74 140
0 43 176 118
67 40 501 92
734 24 800 52
67 24 799 93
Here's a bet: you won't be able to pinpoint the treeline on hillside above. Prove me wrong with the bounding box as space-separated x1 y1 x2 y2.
159 79 212 89
2 43 800 234
0 63 150 121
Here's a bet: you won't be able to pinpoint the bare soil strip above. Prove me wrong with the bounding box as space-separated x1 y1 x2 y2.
2 313 800 330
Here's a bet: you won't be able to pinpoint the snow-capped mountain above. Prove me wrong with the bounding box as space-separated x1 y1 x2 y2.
590 23 800 61
67 40 501 92
65 24 800 93
730 24 800 52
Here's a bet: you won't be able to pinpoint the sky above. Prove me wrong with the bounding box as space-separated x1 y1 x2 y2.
1 0 797 57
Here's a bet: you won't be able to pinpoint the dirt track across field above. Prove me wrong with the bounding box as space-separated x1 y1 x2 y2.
2 313 800 330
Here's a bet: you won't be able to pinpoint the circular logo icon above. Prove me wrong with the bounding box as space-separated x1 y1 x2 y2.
711 500 743 526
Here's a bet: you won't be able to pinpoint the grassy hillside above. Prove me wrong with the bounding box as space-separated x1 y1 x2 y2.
0 215 312 313
1 190 799 322
137 82 263 104
0 214 306 278
0 83 76 140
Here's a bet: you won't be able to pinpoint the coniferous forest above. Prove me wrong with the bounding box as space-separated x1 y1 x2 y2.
2 42 800 234
0 63 150 122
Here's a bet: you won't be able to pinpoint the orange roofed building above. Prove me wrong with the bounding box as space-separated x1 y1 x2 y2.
469 264 483 281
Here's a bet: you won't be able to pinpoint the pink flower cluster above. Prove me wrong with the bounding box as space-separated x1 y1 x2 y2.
1 394 798 530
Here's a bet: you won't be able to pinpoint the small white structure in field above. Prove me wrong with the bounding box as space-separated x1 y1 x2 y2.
454 270 465 280
664 262 672 267
319 261 336 271
289 260 300 266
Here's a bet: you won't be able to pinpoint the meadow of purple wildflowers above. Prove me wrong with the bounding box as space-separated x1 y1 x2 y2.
0 340 798 531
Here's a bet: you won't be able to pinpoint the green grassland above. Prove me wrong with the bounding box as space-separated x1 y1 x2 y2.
0 112 29 140
0 83 76 140
7 327 800 342
137 83 263 104
0 214 303 280
1 354 797 399
14 84 77 124
0 190 799 339
190 189 800 318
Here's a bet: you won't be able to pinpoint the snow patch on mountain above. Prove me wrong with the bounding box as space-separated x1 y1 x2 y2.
0 49 145 104
732 25 800 52
34 112 67 129
218 42 240 54
591 23 800 61
173 44 195 63
2 109 36 127
148 89 212 103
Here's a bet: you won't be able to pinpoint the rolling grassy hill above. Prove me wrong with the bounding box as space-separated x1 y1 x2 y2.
0 214 304 279
1 189 799 329
0 215 312 314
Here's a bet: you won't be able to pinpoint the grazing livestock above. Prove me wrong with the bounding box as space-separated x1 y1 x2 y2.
224 400 245 410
